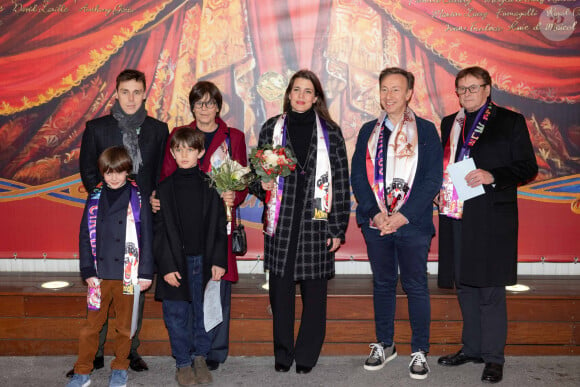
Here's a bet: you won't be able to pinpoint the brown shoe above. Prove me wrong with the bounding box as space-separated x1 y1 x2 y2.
176 366 197 386
193 356 213 384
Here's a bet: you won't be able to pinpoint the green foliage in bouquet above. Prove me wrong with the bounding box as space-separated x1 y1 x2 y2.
249 144 297 183
207 158 253 193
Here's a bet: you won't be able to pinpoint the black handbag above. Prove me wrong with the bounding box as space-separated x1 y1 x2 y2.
231 208 247 256
225 129 248 256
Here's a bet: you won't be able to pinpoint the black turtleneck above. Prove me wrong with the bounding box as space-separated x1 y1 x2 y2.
103 182 129 209
201 129 218 164
173 167 204 255
287 108 316 168
284 108 318 271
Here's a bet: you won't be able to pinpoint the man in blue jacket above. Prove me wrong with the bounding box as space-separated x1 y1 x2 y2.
351 67 443 380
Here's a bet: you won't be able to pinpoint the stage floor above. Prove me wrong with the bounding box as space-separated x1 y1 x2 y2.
1 272 579 357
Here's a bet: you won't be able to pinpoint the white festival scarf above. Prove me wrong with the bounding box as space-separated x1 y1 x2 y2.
367 107 418 219
264 112 332 236
122 202 140 295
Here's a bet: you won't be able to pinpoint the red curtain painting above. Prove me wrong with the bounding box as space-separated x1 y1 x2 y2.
0 0 578 261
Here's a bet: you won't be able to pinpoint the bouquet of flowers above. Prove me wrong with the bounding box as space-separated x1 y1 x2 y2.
249 144 297 183
208 158 253 221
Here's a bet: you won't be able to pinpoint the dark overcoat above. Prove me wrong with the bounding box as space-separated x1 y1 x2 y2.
79 114 168 197
438 105 538 288
250 115 351 281
153 168 228 301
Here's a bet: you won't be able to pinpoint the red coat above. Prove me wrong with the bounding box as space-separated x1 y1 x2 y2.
160 117 248 282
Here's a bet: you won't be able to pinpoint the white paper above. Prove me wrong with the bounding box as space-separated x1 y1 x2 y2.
203 280 223 332
130 283 140 338
447 158 485 201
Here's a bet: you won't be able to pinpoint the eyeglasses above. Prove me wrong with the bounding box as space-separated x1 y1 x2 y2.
193 100 216 109
456 84 488 95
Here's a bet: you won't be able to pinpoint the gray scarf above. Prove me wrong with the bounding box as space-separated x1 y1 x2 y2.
111 100 147 174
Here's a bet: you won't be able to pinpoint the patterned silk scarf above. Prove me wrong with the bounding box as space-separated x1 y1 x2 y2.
440 99 493 219
208 134 231 234
86 181 142 310
209 140 229 170
366 108 419 226
264 112 332 236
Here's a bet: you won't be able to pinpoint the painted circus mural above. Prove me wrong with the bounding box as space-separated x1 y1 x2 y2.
0 0 578 265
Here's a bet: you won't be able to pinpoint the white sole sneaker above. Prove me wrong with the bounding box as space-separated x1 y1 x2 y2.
409 371 428 380
363 352 397 371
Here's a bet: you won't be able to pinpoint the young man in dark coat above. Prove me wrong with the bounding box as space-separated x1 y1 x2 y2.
75 69 168 374
154 127 227 386
437 66 538 384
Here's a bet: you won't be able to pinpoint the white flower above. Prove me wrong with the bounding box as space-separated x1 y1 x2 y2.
263 149 279 167
233 166 251 180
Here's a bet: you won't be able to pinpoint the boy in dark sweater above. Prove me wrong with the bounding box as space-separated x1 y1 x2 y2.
154 127 227 386
69 146 153 387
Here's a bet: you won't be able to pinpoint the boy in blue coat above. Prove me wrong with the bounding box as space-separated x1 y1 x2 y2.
68 146 154 387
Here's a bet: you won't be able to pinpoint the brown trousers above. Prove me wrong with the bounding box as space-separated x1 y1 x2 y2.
74 279 133 374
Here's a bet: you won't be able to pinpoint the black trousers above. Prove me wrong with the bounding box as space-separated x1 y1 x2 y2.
452 220 507 364
269 272 328 368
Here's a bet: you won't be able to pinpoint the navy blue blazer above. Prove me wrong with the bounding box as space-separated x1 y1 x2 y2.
351 115 443 235
78 183 154 281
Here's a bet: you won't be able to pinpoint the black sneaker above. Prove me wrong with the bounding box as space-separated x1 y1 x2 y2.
363 342 397 371
409 351 429 380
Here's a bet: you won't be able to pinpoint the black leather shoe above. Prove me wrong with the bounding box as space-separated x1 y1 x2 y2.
274 363 291 372
296 365 312 374
206 359 220 371
93 356 105 370
129 356 149 372
438 350 484 366
66 355 104 378
481 362 503 383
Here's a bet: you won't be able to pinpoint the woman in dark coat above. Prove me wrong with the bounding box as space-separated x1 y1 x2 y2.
250 69 350 374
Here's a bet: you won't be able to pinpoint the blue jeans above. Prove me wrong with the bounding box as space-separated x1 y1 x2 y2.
362 224 431 353
162 255 211 368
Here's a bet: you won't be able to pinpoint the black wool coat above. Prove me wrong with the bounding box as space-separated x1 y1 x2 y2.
438 104 538 288
79 114 168 197
153 168 228 302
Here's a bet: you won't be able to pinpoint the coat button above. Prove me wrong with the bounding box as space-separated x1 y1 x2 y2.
119 220 123 224
116 238 121 242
